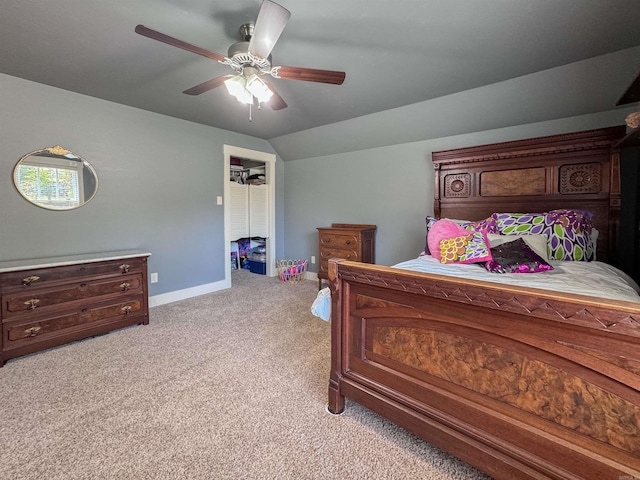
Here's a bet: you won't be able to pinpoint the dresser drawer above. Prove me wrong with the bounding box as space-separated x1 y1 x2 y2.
4 295 145 347
319 248 360 276
319 234 360 249
0 258 145 289
2 274 143 318
319 247 360 262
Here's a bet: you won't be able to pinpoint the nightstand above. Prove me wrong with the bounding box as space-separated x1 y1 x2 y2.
316 224 376 289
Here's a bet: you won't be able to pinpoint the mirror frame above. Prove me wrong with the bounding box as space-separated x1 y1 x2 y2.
13 145 98 211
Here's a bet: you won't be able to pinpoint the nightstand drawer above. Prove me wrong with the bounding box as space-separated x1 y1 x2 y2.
319 234 360 249
319 247 359 262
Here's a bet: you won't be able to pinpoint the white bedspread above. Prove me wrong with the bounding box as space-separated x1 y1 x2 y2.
392 255 640 303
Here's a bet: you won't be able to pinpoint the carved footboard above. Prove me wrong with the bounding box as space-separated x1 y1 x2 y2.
328 260 640 480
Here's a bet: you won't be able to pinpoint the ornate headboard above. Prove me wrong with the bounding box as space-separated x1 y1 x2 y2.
431 126 627 263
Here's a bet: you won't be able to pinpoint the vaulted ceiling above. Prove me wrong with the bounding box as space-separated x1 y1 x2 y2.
2 0 640 141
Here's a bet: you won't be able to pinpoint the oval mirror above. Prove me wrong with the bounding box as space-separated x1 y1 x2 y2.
13 146 98 210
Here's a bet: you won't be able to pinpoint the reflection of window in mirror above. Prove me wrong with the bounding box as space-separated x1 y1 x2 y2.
14 146 98 210
15 156 83 209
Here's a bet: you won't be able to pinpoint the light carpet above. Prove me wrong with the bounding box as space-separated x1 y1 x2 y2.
0 270 490 480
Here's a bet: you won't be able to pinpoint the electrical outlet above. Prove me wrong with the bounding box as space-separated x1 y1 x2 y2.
216 196 223 205
311 256 316 264
150 272 158 283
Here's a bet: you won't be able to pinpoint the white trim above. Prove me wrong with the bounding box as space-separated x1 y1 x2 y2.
149 278 230 308
149 274 316 308
223 145 276 286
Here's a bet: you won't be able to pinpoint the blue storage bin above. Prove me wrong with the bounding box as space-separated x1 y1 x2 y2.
248 259 266 275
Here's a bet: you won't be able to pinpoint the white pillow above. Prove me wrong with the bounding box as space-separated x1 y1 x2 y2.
590 228 599 261
487 233 549 261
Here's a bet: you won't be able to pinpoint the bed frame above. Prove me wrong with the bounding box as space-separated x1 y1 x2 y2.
327 126 640 479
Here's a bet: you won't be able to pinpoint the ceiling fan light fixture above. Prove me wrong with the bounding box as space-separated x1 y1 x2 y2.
246 74 273 103
224 75 253 104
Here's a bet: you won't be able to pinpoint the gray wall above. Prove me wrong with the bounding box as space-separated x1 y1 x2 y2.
284 110 637 271
0 73 283 297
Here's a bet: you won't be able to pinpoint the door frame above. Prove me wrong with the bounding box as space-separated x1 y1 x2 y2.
223 145 276 284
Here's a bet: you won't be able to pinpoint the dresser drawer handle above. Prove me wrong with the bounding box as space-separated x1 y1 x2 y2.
120 282 131 291
22 275 40 286
24 326 42 337
119 264 131 274
121 305 132 315
24 299 40 310
345 240 351 245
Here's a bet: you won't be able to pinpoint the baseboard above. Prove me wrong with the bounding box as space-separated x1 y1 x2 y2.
149 271 319 308
149 278 230 307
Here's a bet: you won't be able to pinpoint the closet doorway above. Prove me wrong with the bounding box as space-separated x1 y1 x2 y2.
223 145 276 286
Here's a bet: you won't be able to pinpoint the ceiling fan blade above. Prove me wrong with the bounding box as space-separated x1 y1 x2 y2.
261 79 287 110
183 75 232 96
248 0 291 59
135 25 227 63
272 66 345 85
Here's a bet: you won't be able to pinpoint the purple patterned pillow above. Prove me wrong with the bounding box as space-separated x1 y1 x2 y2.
492 209 594 261
485 237 554 273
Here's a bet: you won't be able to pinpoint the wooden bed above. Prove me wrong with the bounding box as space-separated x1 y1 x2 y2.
327 126 640 479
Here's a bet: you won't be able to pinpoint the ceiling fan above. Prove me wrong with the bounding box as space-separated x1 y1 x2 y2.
135 0 346 112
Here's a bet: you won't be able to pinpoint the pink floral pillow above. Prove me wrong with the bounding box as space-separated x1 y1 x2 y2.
439 230 493 264
427 220 469 261
425 216 498 255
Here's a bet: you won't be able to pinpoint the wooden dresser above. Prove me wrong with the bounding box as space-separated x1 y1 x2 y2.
317 224 376 289
0 250 150 366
